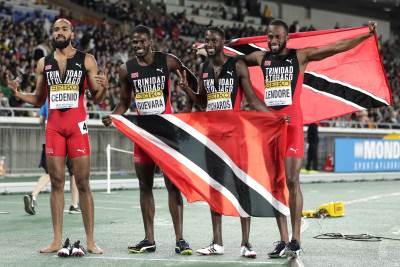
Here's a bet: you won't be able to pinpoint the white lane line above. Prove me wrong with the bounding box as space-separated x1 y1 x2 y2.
392 229 400 235
85 256 274 264
95 206 129 211
345 192 400 205
301 218 310 233
94 199 162 208
63 206 129 212
0 201 22 205
94 199 137 205
154 218 172 226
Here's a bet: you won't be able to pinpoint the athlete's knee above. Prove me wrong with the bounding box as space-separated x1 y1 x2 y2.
168 189 183 205
286 175 300 191
165 179 179 193
49 174 65 191
139 179 153 193
51 180 64 191
75 177 90 193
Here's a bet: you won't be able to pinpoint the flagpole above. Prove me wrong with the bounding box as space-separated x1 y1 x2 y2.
106 144 111 194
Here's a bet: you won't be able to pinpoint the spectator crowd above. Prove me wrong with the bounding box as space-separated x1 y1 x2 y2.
0 0 399 127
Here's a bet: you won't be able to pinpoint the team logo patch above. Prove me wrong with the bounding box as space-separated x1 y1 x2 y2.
202 73 208 78
46 147 54 154
45 64 52 70
131 72 139 78
264 61 272 66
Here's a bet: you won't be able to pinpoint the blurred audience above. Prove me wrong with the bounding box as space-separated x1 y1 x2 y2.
0 0 399 128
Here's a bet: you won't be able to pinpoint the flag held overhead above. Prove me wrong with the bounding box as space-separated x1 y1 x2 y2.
226 27 392 124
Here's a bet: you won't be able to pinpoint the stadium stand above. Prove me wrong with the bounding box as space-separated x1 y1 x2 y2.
0 0 399 128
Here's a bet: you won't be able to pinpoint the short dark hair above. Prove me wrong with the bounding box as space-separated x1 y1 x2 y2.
268 19 289 33
206 26 225 39
133 25 151 37
53 18 74 32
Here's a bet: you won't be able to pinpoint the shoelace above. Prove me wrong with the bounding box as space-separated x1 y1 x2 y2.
136 239 155 248
287 241 305 255
177 239 189 249
241 243 254 252
73 240 81 248
287 241 300 250
136 239 148 247
73 240 85 251
62 238 71 248
271 241 286 252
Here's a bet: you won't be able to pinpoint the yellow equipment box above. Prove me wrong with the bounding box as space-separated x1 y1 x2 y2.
302 201 345 218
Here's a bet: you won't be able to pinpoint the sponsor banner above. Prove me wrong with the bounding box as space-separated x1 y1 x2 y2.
335 138 400 172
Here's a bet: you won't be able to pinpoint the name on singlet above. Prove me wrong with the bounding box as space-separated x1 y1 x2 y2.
133 76 166 115
204 78 233 111
264 66 293 107
46 70 83 109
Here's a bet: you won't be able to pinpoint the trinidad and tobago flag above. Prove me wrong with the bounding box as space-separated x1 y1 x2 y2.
224 26 392 124
111 111 289 217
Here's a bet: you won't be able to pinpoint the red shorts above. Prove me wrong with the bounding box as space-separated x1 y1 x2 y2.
133 144 154 164
269 102 304 158
285 123 304 158
45 124 90 158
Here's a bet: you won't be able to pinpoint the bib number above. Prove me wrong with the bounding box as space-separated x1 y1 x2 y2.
264 80 292 107
49 83 79 109
135 90 166 115
78 121 88 135
206 92 233 111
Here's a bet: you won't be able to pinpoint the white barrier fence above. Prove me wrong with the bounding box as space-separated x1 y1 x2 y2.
106 144 134 194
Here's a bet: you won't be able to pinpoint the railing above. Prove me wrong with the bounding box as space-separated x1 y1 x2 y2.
1 107 399 129
0 107 138 119
318 120 400 130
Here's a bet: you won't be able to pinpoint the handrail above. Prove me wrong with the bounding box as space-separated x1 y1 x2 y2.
0 107 398 129
0 107 137 117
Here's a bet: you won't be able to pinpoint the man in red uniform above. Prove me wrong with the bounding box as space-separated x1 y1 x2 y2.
102 25 197 255
177 26 269 258
241 19 377 257
7 18 107 255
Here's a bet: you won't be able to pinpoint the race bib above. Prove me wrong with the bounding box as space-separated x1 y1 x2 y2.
78 120 88 135
135 90 166 115
264 80 292 106
49 83 79 109
206 92 232 111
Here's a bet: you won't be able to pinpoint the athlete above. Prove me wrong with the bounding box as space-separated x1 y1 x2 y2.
102 25 197 255
24 101 81 216
6 18 107 255
177 26 269 258
240 19 377 257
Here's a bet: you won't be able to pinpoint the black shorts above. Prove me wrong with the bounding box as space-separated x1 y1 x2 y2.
39 144 48 174
66 157 73 176
39 143 73 176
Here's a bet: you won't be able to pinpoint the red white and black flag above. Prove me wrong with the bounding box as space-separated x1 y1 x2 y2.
111 111 289 217
224 27 392 124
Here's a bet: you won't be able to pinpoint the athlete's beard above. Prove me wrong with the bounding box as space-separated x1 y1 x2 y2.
207 46 222 57
134 47 150 58
52 37 71 49
268 41 286 54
